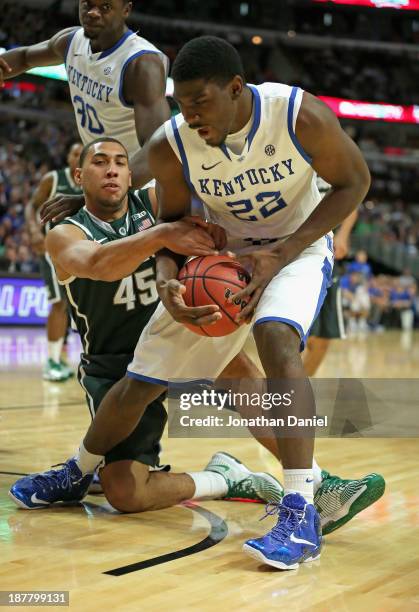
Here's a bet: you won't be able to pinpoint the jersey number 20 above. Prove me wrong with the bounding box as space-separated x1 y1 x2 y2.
113 268 158 311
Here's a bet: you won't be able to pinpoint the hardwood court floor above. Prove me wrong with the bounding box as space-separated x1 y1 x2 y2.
0 328 418 611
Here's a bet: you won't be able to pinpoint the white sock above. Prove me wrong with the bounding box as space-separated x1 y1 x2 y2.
312 458 323 493
283 469 314 504
187 471 228 500
75 442 104 475
48 338 64 363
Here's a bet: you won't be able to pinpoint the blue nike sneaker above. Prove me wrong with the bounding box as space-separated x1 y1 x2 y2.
8 458 94 509
243 493 322 570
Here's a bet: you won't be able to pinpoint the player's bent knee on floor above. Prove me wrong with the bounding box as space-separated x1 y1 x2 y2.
100 461 151 513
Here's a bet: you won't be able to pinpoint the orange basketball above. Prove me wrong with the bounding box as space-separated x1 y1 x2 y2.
177 255 251 337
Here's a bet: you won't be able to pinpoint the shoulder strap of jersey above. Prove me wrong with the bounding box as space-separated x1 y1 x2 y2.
131 188 154 219
64 27 82 66
48 170 59 200
60 217 94 240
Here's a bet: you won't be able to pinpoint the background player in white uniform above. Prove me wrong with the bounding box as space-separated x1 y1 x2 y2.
0 0 170 190
25 142 83 382
22 37 371 570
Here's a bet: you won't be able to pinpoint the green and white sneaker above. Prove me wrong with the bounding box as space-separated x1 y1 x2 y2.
315 470 385 535
43 358 71 382
59 358 74 379
205 452 284 503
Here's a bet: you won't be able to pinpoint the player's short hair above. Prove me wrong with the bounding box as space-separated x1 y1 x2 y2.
171 36 245 86
79 137 129 167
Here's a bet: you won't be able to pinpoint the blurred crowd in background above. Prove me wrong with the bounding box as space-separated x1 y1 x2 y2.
1 0 419 332
340 250 418 334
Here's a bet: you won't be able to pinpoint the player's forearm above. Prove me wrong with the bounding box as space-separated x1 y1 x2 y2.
155 249 185 286
24 202 40 234
335 209 358 242
1 48 35 78
278 184 368 264
88 226 166 281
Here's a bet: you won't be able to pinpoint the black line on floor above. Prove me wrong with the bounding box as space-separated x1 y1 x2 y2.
0 401 82 411
0 471 28 477
104 502 228 576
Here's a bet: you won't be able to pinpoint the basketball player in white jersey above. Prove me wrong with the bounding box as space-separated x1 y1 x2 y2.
5 30 383 559
50 35 371 570
0 0 170 188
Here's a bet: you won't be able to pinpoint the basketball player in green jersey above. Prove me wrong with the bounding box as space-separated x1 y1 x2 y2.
9 136 285 511
303 177 358 376
25 142 83 382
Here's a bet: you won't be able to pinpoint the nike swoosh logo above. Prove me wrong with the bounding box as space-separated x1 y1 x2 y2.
31 493 49 505
211 465 230 472
97 238 108 243
306 478 314 483
201 162 222 171
290 533 316 546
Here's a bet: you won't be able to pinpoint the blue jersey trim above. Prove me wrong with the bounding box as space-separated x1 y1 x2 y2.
219 143 232 161
218 84 261 160
64 29 79 66
287 86 312 165
254 316 306 352
118 49 160 108
325 233 334 255
99 28 134 60
170 116 194 192
126 371 168 386
246 85 262 149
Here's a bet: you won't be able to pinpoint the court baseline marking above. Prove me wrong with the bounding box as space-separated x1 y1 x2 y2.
0 472 228 574
104 501 228 575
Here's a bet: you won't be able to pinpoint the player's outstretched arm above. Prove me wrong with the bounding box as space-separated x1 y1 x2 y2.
0 28 77 86
124 54 171 187
25 173 55 255
39 193 85 226
46 216 217 283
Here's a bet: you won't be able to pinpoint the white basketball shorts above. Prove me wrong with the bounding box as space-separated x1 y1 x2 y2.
127 235 334 384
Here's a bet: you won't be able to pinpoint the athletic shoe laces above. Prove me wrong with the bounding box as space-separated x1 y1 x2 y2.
260 502 304 543
31 462 80 493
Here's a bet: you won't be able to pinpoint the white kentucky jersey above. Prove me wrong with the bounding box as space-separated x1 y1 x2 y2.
65 28 168 158
165 83 322 253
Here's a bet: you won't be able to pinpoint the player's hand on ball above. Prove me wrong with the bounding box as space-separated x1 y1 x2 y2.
161 217 219 257
202 221 227 251
233 250 285 322
179 216 227 251
157 278 222 327
0 57 12 87
40 193 84 225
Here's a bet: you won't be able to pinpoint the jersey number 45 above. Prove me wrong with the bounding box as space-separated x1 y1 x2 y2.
113 268 158 311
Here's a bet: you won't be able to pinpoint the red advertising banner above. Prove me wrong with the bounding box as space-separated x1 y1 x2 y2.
319 96 419 124
313 0 419 10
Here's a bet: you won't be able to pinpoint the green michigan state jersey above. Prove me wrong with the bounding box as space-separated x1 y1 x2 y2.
45 168 83 234
58 189 158 377
53 167 82 197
